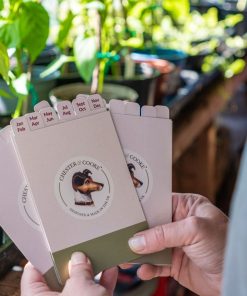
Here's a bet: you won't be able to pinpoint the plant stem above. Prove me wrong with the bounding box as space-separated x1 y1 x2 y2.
16 49 24 76
22 62 32 115
91 9 101 94
120 0 129 37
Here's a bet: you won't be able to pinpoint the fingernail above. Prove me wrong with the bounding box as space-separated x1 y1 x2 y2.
128 235 146 252
71 252 87 265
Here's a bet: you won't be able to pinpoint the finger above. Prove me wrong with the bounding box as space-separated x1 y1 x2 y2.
119 263 133 270
137 264 171 280
69 252 93 281
128 216 203 254
100 267 118 293
21 262 51 295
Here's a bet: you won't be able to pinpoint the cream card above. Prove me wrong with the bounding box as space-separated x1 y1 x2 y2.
110 100 172 264
10 95 148 284
0 126 62 290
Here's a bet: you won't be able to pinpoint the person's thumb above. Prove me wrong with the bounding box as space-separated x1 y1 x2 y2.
21 262 52 296
128 216 203 254
69 252 93 282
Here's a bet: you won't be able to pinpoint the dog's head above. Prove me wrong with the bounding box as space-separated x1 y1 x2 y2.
127 163 143 188
72 169 104 194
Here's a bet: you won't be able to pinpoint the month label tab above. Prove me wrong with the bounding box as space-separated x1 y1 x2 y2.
88 94 105 112
25 112 45 131
56 101 75 121
40 107 59 126
72 95 91 117
10 117 30 135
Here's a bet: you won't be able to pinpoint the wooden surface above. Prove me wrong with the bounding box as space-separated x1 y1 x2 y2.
1 68 247 295
0 270 21 296
172 66 247 202
172 65 247 163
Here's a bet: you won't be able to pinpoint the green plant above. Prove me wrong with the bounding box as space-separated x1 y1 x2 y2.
42 0 138 93
0 0 49 117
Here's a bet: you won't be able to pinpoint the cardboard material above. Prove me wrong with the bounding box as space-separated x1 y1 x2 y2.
10 95 148 284
110 100 172 264
0 126 62 291
0 94 172 288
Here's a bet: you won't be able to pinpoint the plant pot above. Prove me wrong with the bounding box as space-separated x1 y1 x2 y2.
49 83 138 106
133 47 187 68
105 62 160 106
131 52 183 103
130 57 176 105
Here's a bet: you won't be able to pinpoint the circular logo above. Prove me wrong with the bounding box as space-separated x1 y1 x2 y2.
125 150 153 202
55 157 113 219
19 184 40 231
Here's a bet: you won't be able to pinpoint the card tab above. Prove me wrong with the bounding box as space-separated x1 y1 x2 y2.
11 117 30 135
88 94 106 112
40 107 59 126
25 112 45 131
109 99 125 114
141 106 157 118
125 102 140 116
34 100 51 112
56 101 76 121
72 95 91 117
155 106 170 119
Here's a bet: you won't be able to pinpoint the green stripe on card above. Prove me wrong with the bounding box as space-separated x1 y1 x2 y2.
43 267 63 291
53 221 148 284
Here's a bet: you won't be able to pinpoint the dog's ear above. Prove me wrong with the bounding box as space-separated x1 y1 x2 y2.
82 169 92 177
128 163 135 172
72 172 85 191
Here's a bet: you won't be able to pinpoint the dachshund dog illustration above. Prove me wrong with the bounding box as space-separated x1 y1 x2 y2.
72 169 104 206
128 163 143 188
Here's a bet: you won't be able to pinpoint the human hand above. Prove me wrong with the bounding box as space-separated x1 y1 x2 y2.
128 193 228 296
21 252 118 296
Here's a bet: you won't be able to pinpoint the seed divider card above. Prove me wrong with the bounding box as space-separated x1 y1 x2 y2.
0 126 61 290
110 100 172 265
10 95 148 285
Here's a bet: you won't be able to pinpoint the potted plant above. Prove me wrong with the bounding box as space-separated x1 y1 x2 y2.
42 0 160 106
0 0 56 118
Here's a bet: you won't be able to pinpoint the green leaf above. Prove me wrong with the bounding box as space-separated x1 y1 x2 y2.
19 2 49 62
129 2 147 19
40 55 74 78
73 36 97 83
0 88 13 99
57 10 74 50
223 14 244 27
0 0 4 11
120 37 143 48
0 42 10 83
11 73 28 96
0 21 21 48
225 59 245 78
163 0 190 24
85 1 105 11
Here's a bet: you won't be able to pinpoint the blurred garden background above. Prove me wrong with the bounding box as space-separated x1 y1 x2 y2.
0 0 247 295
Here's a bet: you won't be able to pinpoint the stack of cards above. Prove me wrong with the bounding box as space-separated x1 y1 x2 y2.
0 94 172 288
